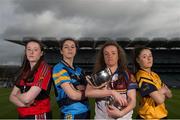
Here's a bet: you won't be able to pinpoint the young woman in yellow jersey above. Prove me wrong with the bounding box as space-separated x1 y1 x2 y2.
134 46 172 119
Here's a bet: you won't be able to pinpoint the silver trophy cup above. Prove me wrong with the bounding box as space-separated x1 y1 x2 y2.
86 68 123 110
86 68 112 88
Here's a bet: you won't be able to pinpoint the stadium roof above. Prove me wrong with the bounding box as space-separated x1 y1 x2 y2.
5 37 180 50
0 65 20 78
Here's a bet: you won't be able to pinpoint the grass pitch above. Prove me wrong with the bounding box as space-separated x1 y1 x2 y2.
0 88 180 119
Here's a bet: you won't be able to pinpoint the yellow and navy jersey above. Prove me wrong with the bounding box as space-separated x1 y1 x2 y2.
52 60 89 115
135 69 168 119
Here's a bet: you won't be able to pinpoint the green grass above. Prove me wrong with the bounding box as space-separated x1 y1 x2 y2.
0 88 180 119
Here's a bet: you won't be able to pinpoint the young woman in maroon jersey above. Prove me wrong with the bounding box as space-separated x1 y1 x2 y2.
9 39 52 119
85 41 137 119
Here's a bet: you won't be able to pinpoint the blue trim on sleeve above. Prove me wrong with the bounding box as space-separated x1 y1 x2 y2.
128 83 138 90
140 82 157 97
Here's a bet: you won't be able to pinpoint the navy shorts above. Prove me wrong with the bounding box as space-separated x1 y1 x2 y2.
61 111 90 119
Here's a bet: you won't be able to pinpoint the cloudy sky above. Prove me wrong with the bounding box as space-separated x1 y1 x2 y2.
1 0 180 65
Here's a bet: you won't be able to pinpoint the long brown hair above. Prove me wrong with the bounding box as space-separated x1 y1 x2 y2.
16 39 44 83
94 40 129 80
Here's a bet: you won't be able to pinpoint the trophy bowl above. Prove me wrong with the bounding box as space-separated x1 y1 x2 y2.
86 68 112 88
105 96 123 110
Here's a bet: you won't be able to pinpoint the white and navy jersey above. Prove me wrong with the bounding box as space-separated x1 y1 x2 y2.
110 70 137 93
95 69 137 119
52 60 89 116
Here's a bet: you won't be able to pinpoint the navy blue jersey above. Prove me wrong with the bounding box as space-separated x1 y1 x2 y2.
52 60 89 117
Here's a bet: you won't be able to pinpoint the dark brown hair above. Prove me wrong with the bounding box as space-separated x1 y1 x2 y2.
133 45 151 72
16 39 44 83
59 37 78 50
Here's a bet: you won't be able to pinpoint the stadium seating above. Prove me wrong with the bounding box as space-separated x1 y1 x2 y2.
3 37 180 88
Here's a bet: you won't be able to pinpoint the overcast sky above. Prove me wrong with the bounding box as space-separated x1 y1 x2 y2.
1 0 180 65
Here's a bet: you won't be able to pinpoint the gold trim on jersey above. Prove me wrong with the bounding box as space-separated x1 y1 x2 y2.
138 77 156 88
54 76 70 84
115 89 127 94
65 114 73 119
53 69 67 78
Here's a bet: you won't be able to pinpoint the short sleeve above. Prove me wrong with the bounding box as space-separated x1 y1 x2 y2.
33 62 52 90
52 65 71 86
127 72 138 90
139 82 157 97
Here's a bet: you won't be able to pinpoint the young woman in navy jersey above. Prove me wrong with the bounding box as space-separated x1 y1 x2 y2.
52 38 90 119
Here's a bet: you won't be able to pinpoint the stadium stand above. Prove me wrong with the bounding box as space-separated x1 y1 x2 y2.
3 37 180 88
78 37 95 49
95 37 111 49
116 37 131 48
167 37 180 48
0 65 20 88
127 37 149 47
147 37 168 48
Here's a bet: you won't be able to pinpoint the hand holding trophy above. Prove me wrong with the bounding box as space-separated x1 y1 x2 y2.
85 68 125 110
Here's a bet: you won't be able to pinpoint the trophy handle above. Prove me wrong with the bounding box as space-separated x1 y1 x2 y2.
106 67 112 76
85 75 94 86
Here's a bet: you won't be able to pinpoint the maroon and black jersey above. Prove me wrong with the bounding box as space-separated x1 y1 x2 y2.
15 60 52 117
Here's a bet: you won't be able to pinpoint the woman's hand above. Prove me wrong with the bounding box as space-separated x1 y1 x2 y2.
111 91 128 107
76 85 86 91
159 85 172 99
25 100 35 107
163 85 172 98
107 105 124 119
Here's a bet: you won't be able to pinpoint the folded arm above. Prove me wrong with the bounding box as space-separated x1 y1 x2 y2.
9 86 27 107
16 86 41 104
107 89 136 118
85 84 127 106
61 82 86 101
